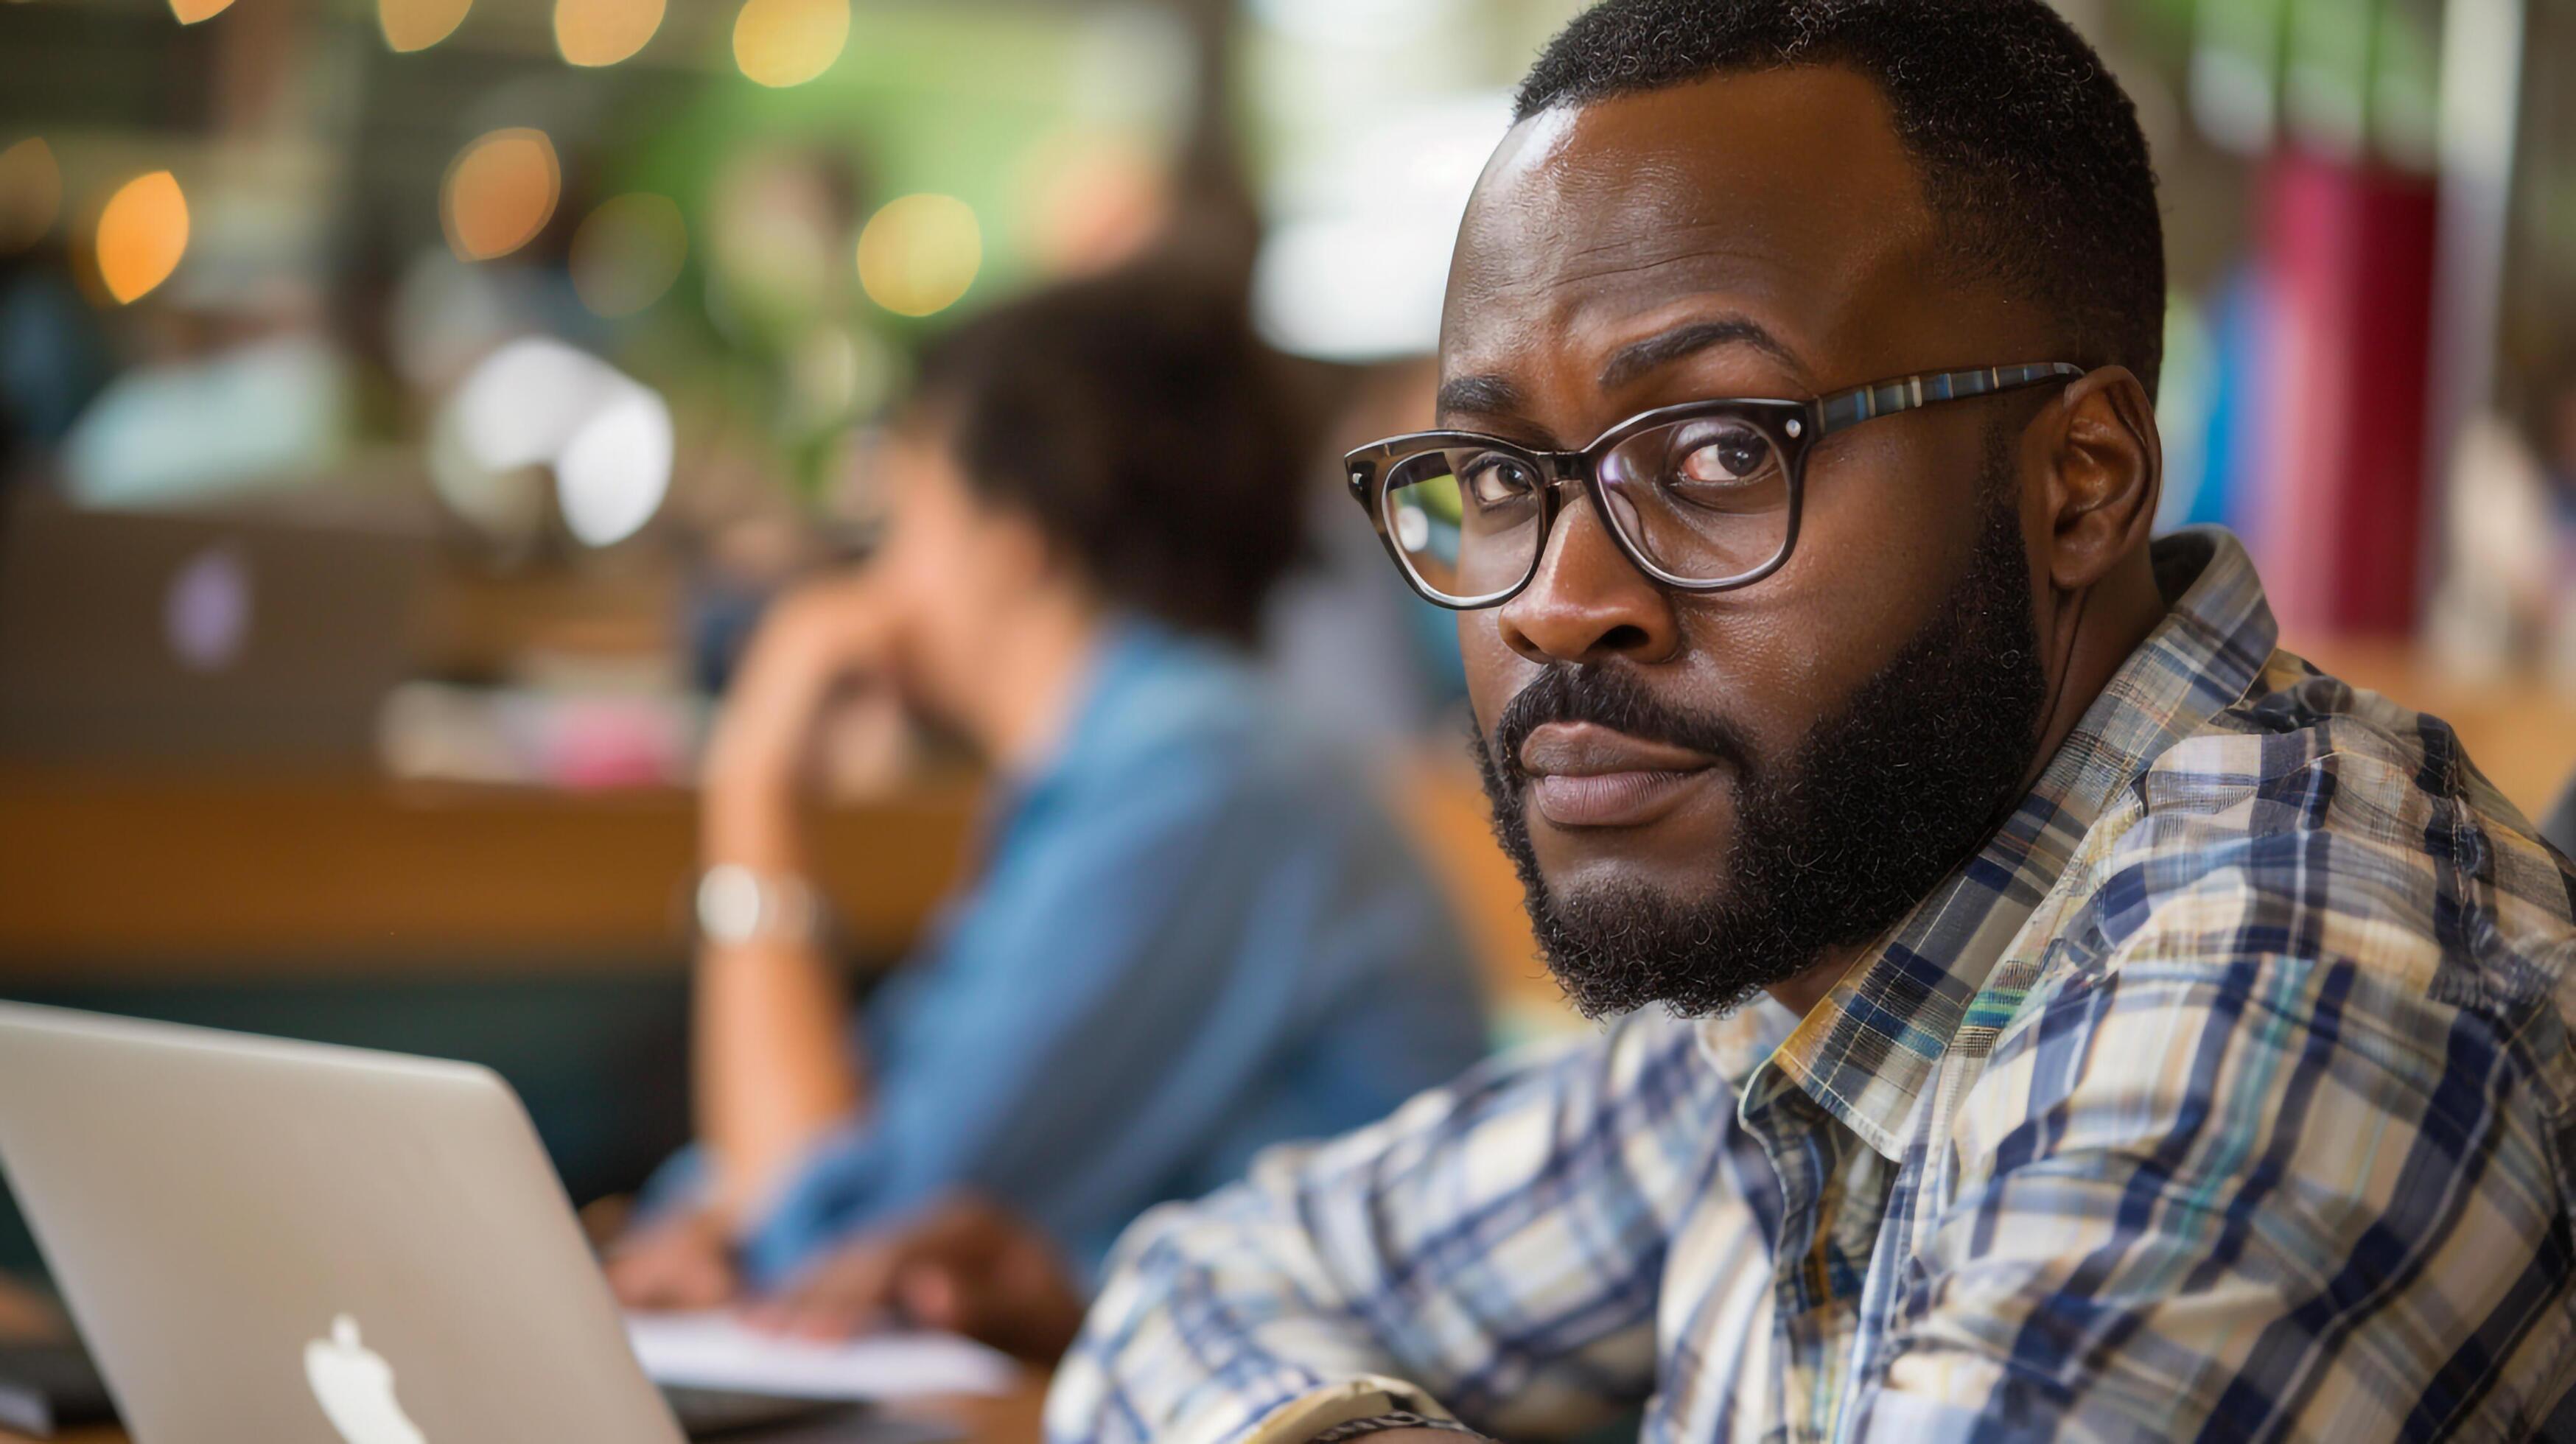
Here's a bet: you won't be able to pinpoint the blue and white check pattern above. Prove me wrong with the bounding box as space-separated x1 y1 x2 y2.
1047 529 2576 1444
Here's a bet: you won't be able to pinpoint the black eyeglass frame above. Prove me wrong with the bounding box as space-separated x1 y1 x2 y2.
1344 361 2087 610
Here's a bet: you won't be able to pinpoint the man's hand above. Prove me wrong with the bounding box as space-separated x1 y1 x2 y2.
742 1195 1085 1364
605 1207 739 1311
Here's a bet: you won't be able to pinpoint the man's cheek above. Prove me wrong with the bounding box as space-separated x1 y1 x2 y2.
1457 615 1524 721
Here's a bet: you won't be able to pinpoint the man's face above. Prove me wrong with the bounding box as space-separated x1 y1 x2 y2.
1447 68 2059 1015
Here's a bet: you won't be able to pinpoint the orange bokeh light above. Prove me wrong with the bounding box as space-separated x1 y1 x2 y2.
1021 133 1167 277
379 0 472 52
441 128 561 262
555 0 663 66
95 170 190 304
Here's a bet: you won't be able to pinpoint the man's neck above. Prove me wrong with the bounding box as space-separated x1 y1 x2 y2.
1759 557 2173 1023
2025 555 2171 798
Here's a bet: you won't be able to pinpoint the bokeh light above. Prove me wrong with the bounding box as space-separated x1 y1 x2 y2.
556 385 673 547
431 338 672 548
1020 131 1167 276
167 0 234 24
730 0 848 88
0 139 61 256
441 127 560 262
570 192 687 317
785 326 895 429
705 152 847 337
555 0 663 67
94 170 189 305
379 0 471 52
855 193 980 318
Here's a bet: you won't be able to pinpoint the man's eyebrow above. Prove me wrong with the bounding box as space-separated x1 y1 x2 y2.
1433 374 1523 419
1597 317 1802 393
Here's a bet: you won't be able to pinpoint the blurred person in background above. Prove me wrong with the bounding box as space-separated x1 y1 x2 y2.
605 264 1487 1314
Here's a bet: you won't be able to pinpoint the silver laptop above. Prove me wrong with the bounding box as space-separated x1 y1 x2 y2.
0 1003 848 1443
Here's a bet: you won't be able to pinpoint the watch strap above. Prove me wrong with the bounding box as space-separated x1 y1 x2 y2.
1308 1412 1486 1443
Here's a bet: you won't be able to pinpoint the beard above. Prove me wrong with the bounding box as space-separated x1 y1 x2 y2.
1474 453 2050 1020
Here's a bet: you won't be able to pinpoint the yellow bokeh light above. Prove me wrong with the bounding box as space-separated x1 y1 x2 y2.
857 194 980 318
730 0 847 88
570 193 687 317
95 170 189 305
441 127 560 263
379 0 471 52
555 0 662 66
168 0 234 24
0 139 63 256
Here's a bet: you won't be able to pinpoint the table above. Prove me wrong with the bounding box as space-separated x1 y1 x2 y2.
0 1274 1048 1444
0 1392 1046 1444
0 1373 1049 1444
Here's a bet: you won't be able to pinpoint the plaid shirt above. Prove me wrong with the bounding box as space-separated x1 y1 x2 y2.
1047 530 2576 1444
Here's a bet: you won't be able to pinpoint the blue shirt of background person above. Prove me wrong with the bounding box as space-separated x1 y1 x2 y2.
606 264 1489 1308
745 618 1485 1283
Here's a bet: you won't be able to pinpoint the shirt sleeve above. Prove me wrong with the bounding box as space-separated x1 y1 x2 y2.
1848 944 2569 1443
1046 1014 1750 1444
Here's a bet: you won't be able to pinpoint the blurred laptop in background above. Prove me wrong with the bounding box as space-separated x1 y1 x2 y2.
0 495 427 768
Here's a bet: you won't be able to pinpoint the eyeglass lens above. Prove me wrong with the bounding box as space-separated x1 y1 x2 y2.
1381 412 1793 602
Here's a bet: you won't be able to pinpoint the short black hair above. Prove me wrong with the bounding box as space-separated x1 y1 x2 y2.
914 266 1304 644
1515 0 2166 398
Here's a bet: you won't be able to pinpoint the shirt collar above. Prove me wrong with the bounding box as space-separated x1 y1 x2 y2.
979 614 1242 835
1701 528 2280 1157
966 616 1141 853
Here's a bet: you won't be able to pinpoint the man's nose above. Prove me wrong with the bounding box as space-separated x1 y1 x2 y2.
1496 491 1681 666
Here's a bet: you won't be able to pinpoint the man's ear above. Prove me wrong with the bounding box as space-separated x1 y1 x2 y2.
2036 365 2160 593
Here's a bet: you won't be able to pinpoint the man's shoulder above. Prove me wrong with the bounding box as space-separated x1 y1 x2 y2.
2074 648 2575 1018
1959 653 2576 1167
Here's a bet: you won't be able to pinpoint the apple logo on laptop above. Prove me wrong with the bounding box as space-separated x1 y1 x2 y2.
304 1315 427 1444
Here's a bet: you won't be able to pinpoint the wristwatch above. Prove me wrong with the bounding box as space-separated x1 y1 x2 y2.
694 863 827 947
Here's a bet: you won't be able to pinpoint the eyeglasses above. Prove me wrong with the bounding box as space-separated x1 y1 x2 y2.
1344 361 2084 609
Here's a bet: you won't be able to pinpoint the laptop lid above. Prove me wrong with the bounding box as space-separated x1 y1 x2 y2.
0 497 427 767
0 1003 686 1443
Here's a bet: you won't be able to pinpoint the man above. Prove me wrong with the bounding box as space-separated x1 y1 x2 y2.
605 268 1485 1314
1031 3 2576 1441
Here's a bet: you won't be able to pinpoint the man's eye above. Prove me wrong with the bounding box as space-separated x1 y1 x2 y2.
1674 430 1772 485
1463 457 1536 505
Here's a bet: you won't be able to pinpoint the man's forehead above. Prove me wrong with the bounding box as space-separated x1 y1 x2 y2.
1441 66 1939 396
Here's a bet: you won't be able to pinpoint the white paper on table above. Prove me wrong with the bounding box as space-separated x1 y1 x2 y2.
624 1310 1018 1401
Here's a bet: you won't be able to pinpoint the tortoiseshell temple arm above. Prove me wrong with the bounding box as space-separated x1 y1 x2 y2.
1812 362 2085 438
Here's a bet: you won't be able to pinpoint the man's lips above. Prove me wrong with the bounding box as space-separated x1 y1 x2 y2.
1516 721 1721 829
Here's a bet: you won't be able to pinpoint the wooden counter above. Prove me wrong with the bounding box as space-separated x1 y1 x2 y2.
0 769 979 978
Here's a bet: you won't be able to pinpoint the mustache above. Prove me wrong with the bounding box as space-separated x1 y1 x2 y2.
1486 664 1755 788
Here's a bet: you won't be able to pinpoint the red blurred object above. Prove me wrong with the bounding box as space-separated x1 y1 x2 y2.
2247 148 2440 636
